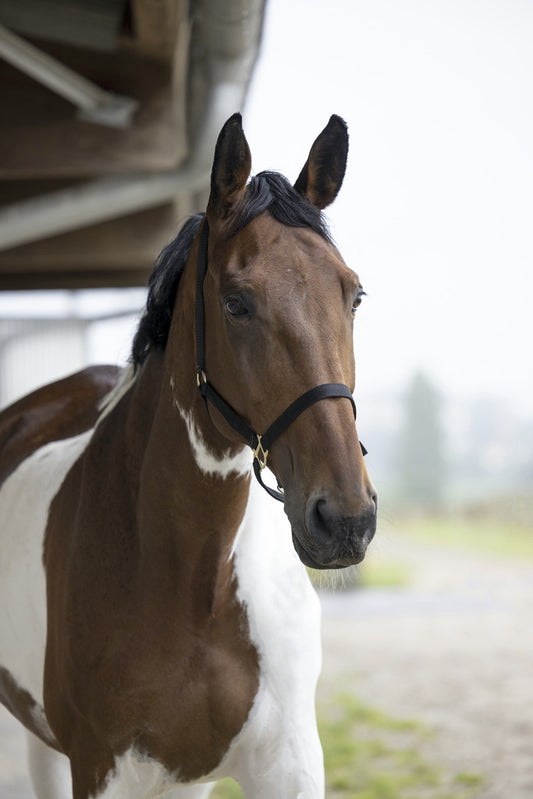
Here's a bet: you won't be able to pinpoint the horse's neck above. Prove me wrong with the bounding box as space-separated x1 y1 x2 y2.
123 346 251 600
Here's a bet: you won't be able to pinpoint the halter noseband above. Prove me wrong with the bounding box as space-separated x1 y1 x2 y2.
195 218 366 502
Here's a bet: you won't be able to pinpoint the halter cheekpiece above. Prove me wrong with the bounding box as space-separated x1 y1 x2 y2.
195 218 366 502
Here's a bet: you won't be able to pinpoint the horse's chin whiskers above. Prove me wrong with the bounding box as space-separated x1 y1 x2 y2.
307 565 360 592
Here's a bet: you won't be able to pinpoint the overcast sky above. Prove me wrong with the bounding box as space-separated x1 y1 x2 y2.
243 0 533 415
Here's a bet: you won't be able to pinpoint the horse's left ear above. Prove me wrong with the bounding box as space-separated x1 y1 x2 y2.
207 113 252 220
294 115 349 210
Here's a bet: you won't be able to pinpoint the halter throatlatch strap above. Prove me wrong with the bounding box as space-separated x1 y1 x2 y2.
195 219 210 383
195 217 367 503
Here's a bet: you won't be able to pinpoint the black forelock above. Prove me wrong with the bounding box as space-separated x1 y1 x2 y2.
230 171 332 241
131 172 332 367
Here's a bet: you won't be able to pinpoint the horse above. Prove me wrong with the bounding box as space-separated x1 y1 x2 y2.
0 113 377 799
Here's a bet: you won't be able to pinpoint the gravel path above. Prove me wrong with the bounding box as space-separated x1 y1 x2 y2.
1 526 532 798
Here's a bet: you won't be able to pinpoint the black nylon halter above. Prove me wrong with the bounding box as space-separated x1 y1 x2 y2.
195 218 366 502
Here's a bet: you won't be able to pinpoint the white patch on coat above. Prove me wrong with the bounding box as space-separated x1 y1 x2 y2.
89 748 175 799
0 431 92 712
90 747 215 799
173 398 251 478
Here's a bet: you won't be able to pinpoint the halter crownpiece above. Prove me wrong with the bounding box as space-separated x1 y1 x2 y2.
195 218 366 502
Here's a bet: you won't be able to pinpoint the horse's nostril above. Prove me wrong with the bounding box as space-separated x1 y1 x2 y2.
306 497 333 544
300 491 378 568
306 492 377 543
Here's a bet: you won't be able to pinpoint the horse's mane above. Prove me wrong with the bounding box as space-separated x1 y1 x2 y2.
131 171 332 367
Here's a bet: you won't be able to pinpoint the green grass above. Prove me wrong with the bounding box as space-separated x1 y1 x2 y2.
211 779 242 799
210 692 483 799
319 693 481 799
399 515 533 559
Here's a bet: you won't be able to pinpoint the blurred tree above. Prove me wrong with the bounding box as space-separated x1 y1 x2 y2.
396 372 447 508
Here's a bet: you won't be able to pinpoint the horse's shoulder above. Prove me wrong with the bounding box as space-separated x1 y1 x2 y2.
0 365 121 487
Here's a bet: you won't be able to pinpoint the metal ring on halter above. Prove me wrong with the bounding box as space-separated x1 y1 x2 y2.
252 435 269 472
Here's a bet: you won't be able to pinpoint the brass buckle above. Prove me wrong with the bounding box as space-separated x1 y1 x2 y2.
196 370 207 388
253 435 269 472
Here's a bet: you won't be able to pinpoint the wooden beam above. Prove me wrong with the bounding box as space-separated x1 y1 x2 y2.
129 0 187 60
0 200 191 290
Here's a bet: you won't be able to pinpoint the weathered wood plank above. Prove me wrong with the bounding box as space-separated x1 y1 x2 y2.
129 0 188 59
0 198 194 289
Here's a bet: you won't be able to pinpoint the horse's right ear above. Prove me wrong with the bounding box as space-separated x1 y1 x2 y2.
207 113 252 221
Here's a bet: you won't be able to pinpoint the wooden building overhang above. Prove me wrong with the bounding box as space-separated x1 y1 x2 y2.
0 0 266 289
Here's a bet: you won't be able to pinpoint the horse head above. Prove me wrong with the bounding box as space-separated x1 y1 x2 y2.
196 114 377 569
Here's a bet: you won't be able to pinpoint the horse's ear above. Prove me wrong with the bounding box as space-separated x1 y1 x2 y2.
207 113 252 220
294 115 349 210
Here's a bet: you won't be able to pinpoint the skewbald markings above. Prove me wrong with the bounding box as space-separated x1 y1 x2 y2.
170 375 252 479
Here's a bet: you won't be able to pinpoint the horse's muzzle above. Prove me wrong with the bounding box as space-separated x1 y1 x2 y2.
291 492 378 570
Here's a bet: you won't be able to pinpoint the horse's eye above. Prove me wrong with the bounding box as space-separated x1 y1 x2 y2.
352 290 366 314
224 295 249 318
